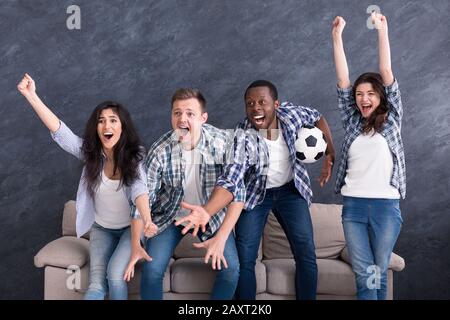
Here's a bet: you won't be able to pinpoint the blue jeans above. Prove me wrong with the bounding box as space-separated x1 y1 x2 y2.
342 196 403 300
235 180 317 300
84 222 131 300
140 223 239 300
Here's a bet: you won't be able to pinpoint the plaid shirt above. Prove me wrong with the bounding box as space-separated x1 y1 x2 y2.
131 124 244 241
216 102 322 210
334 79 406 199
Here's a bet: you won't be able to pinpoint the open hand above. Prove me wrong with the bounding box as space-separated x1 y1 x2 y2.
123 245 152 282
193 236 228 271
174 201 211 237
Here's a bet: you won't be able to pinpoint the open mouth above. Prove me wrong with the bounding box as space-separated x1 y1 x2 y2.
362 105 372 111
178 127 189 136
103 132 114 140
253 114 265 125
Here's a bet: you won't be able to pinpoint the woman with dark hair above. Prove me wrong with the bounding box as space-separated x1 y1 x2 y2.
332 12 405 300
18 74 158 300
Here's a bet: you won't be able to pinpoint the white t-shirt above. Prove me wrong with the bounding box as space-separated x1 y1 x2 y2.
341 130 400 199
264 127 294 189
177 147 203 223
94 171 132 229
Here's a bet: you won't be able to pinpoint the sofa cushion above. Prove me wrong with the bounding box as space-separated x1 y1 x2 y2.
263 258 356 296
340 247 405 272
171 258 266 294
263 203 346 260
74 259 172 295
173 234 206 259
34 236 90 269
174 232 263 260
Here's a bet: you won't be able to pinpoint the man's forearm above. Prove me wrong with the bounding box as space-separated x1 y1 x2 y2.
215 201 244 239
316 117 336 161
203 186 234 217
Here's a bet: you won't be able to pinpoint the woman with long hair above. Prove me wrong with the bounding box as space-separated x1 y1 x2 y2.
332 12 406 300
18 74 158 300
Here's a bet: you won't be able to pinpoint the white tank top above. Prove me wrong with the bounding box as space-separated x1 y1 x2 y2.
341 130 400 199
264 126 294 189
94 170 132 229
176 148 203 225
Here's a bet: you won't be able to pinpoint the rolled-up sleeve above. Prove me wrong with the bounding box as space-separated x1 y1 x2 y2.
130 151 162 219
50 121 84 160
216 128 247 202
216 163 246 202
298 105 322 127
385 78 403 124
337 86 358 128
129 161 149 205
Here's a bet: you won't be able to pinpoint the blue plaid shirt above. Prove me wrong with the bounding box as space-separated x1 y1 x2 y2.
334 79 406 199
216 102 322 210
131 124 244 241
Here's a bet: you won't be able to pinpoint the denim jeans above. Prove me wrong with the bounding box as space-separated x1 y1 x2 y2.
84 222 131 300
342 196 403 300
140 223 239 300
235 180 317 300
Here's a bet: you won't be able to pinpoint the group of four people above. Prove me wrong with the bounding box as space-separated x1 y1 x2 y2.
18 14 405 300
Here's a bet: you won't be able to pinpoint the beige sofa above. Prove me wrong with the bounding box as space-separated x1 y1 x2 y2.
34 200 405 300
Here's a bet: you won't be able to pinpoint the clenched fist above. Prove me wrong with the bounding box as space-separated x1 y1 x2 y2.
17 73 36 97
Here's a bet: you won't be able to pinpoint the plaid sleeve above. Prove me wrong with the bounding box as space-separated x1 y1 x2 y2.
385 78 403 124
337 85 357 129
216 128 247 201
285 103 322 128
298 106 322 127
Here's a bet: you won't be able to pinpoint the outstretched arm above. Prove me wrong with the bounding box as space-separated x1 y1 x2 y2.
372 12 394 86
17 74 60 133
332 16 351 89
192 201 244 270
123 218 152 282
176 186 234 236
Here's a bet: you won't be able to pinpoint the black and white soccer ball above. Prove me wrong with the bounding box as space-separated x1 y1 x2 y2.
295 126 327 164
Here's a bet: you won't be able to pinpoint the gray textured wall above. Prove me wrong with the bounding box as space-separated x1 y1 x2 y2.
1 0 449 299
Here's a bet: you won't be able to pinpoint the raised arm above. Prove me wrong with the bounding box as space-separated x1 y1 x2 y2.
372 12 394 86
17 74 60 133
332 16 351 89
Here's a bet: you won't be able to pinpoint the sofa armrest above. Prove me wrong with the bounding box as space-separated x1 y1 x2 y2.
34 236 90 269
340 246 405 272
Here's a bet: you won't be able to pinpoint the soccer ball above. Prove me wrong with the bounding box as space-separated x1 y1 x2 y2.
295 126 327 164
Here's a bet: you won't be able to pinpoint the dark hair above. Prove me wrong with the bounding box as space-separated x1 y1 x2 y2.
353 72 389 134
244 80 278 101
81 101 144 198
171 88 206 112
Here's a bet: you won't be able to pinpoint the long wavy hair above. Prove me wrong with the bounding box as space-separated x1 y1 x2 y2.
81 101 144 198
353 72 389 134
